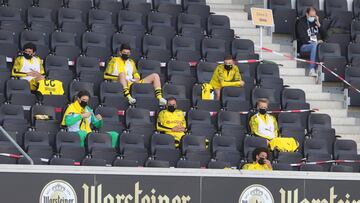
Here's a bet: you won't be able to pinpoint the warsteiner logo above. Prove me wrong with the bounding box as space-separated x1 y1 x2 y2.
40 180 77 203
239 184 274 203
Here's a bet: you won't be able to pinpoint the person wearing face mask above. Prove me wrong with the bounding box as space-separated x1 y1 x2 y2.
249 99 299 152
242 147 272 170
12 43 45 91
156 97 186 146
296 7 323 77
104 44 167 105
61 91 119 148
209 55 245 100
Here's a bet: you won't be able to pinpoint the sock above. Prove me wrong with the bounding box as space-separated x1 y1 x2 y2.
123 87 132 99
155 88 163 100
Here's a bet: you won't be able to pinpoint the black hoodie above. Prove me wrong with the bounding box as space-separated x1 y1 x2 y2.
296 16 323 47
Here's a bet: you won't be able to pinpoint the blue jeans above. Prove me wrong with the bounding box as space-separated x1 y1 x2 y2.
300 42 317 70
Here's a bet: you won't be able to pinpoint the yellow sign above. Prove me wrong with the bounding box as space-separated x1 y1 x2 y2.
251 7 274 27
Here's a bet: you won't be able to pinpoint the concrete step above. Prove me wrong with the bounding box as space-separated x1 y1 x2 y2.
208 3 244 10
332 117 359 126
333 125 360 134
279 68 305 76
272 60 297 68
212 11 248 21
290 84 323 93
231 20 255 28
235 28 260 36
260 52 290 60
282 76 315 85
306 93 345 101
308 100 344 109
244 35 272 44
319 109 348 118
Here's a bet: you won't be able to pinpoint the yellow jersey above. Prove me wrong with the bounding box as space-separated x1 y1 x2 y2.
104 57 140 82
156 109 186 142
242 162 272 171
249 113 279 140
209 64 242 89
12 55 45 91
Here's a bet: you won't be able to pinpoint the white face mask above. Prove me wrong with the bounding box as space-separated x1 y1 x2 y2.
307 16 315 23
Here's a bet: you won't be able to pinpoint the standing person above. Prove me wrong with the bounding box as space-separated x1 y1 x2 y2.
104 44 166 105
12 43 45 91
296 7 323 77
209 55 245 100
156 97 186 146
242 147 273 170
61 90 119 148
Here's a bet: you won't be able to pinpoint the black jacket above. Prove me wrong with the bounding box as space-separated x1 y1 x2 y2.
296 16 323 47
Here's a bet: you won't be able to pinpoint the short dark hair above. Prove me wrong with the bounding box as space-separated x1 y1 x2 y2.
306 7 316 14
77 90 91 99
23 42 37 52
224 55 234 61
252 147 269 161
167 97 177 103
120 44 131 51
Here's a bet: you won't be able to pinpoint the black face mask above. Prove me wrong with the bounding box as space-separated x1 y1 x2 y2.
224 64 233 71
167 105 176 113
258 158 265 165
121 54 130 61
23 53 32 60
79 100 88 108
259 108 267 115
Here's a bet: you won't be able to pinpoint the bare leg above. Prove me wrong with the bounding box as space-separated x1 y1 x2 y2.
118 72 128 89
215 88 221 101
118 72 136 104
142 73 166 105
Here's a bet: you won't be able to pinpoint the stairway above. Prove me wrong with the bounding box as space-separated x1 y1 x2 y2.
208 2 360 150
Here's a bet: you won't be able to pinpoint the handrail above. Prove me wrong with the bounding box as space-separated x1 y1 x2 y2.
0 126 33 165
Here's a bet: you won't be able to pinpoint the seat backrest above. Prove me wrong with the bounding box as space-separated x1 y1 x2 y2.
142 35 167 54
75 56 99 75
27 7 53 25
345 67 360 83
30 105 56 125
99 82 123 101
296 0 320 16
308 113 332 131
220 87 247 106
20 30 48 47
50 31 76 50
325 0 348 17
256 63 280 82
112 33 138 53
130 83 155 98
119 131 145 152
196 61 217 83
0 30 16 45
277 152 303 163
333 139 357 159
217 111 242 129
24 131 50 149
137 59 161 76
181 135 206 154
251 87 278 107
118 10 144 28
151 133 176 154
147 12 172 30
45 55 69 71
268 0 292 9
162 84 187 99
281 88 306 107
201 38 226 56
6 79 31 98
207 15 230 33
318 43 342 61
69 81 94 100
212 136 237 153
177 13 202 33
0 7 22 22
94 106 119 122
278 112 304 130
123 0 147 7
231 39 255 57
243 136 268 160
125 108 151 127
55 131 81 151
172 36 197 54
88 9 112 25
181 0 205 9
82 32 108 50
58 8 83 25
348 43 360 64
0 104 24 124
86 132 112 151
167 60 192 77
187 109 212 126
304 138 329 156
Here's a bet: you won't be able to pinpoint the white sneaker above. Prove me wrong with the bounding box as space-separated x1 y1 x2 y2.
308 68 317 77
128 97 136 105
159 98 167 106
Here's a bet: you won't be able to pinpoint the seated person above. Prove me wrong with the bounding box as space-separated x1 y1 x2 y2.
104 44 166 105
249 98 299 152
210 55 245 100
156 97 186 146
61 90 119 148
242 147 272 170
296 7 323 77
12 43 45 91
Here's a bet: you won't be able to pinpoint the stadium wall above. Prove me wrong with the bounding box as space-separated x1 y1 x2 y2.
2 165 360 203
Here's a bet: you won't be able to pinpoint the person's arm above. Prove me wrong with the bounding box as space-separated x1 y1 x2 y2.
12 57 27 78
220 68 242 87
273 116 279 137
104 58 118 80
156 111 173 132
39 57 45 75
89 108 103 129
249 115 259 136
296 20 310 45
65 113 83 127
132 60 141 80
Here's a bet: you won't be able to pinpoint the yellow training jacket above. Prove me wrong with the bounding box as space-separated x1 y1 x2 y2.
242 162 272 171
12 56 45 91
156 109 186 142
249 113 279 140
104 57 140 81
209 64 242 89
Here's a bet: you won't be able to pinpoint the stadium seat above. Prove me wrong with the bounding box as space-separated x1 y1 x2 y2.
26 7 53 29
212 136 242 167
30 105 59 144
354 0 360 20
99 82 129 111
167 60 192 79
88 9 112 26
324 0 348 18
176 160 201 168
75 56 99 76
276 152 303 164
142 35 171 62
304 138 329 158
269 0 297 34
67 0 92 20
145 160 170 168
192 85 221 111
231 39 255 59
272 163 295 171
201 38 226 62
251 87 280 110
81 158 107 166
172 36 201 62
119 132 148 166
86 132 117 164
38 0 63 10
220 124 246 153
318 43 347 82
50 31 77 52
150 133 180 167
296 0 320 17
151 26 176 50
217 111 242 130
186 4 210 30
6 79 37 106
112 159 140 167
95 106 124 134
348 43 360 66
24 131 54 159
82 32 111 62
112 33 138 54
243 136 268 162
49 157 76 166
69 81 99 108
56 131 85 162
177 13 202 33
196 61 217 84
45 55 69 71
307 113 332 132
130 83 159 111
128 1 152 15
117 10 145 32
181 135 211 167
207 160 231 169
333 139 359 171
299 164 324 171
221 87 250 112
181 0 206 10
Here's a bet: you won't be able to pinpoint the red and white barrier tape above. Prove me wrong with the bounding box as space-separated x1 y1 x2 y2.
0 153 81 165
260 47 360 94
217 59 263 64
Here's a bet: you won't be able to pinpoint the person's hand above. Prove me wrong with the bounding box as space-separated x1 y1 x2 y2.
81 112 91 118
95 114 102 120
317 40 323 43
172 126 183 132
264 159 272 169
240 81 245 87
27 71 39 77
315 15 321 27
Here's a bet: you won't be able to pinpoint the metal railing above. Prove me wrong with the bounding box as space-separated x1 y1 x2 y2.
0 126 33 165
